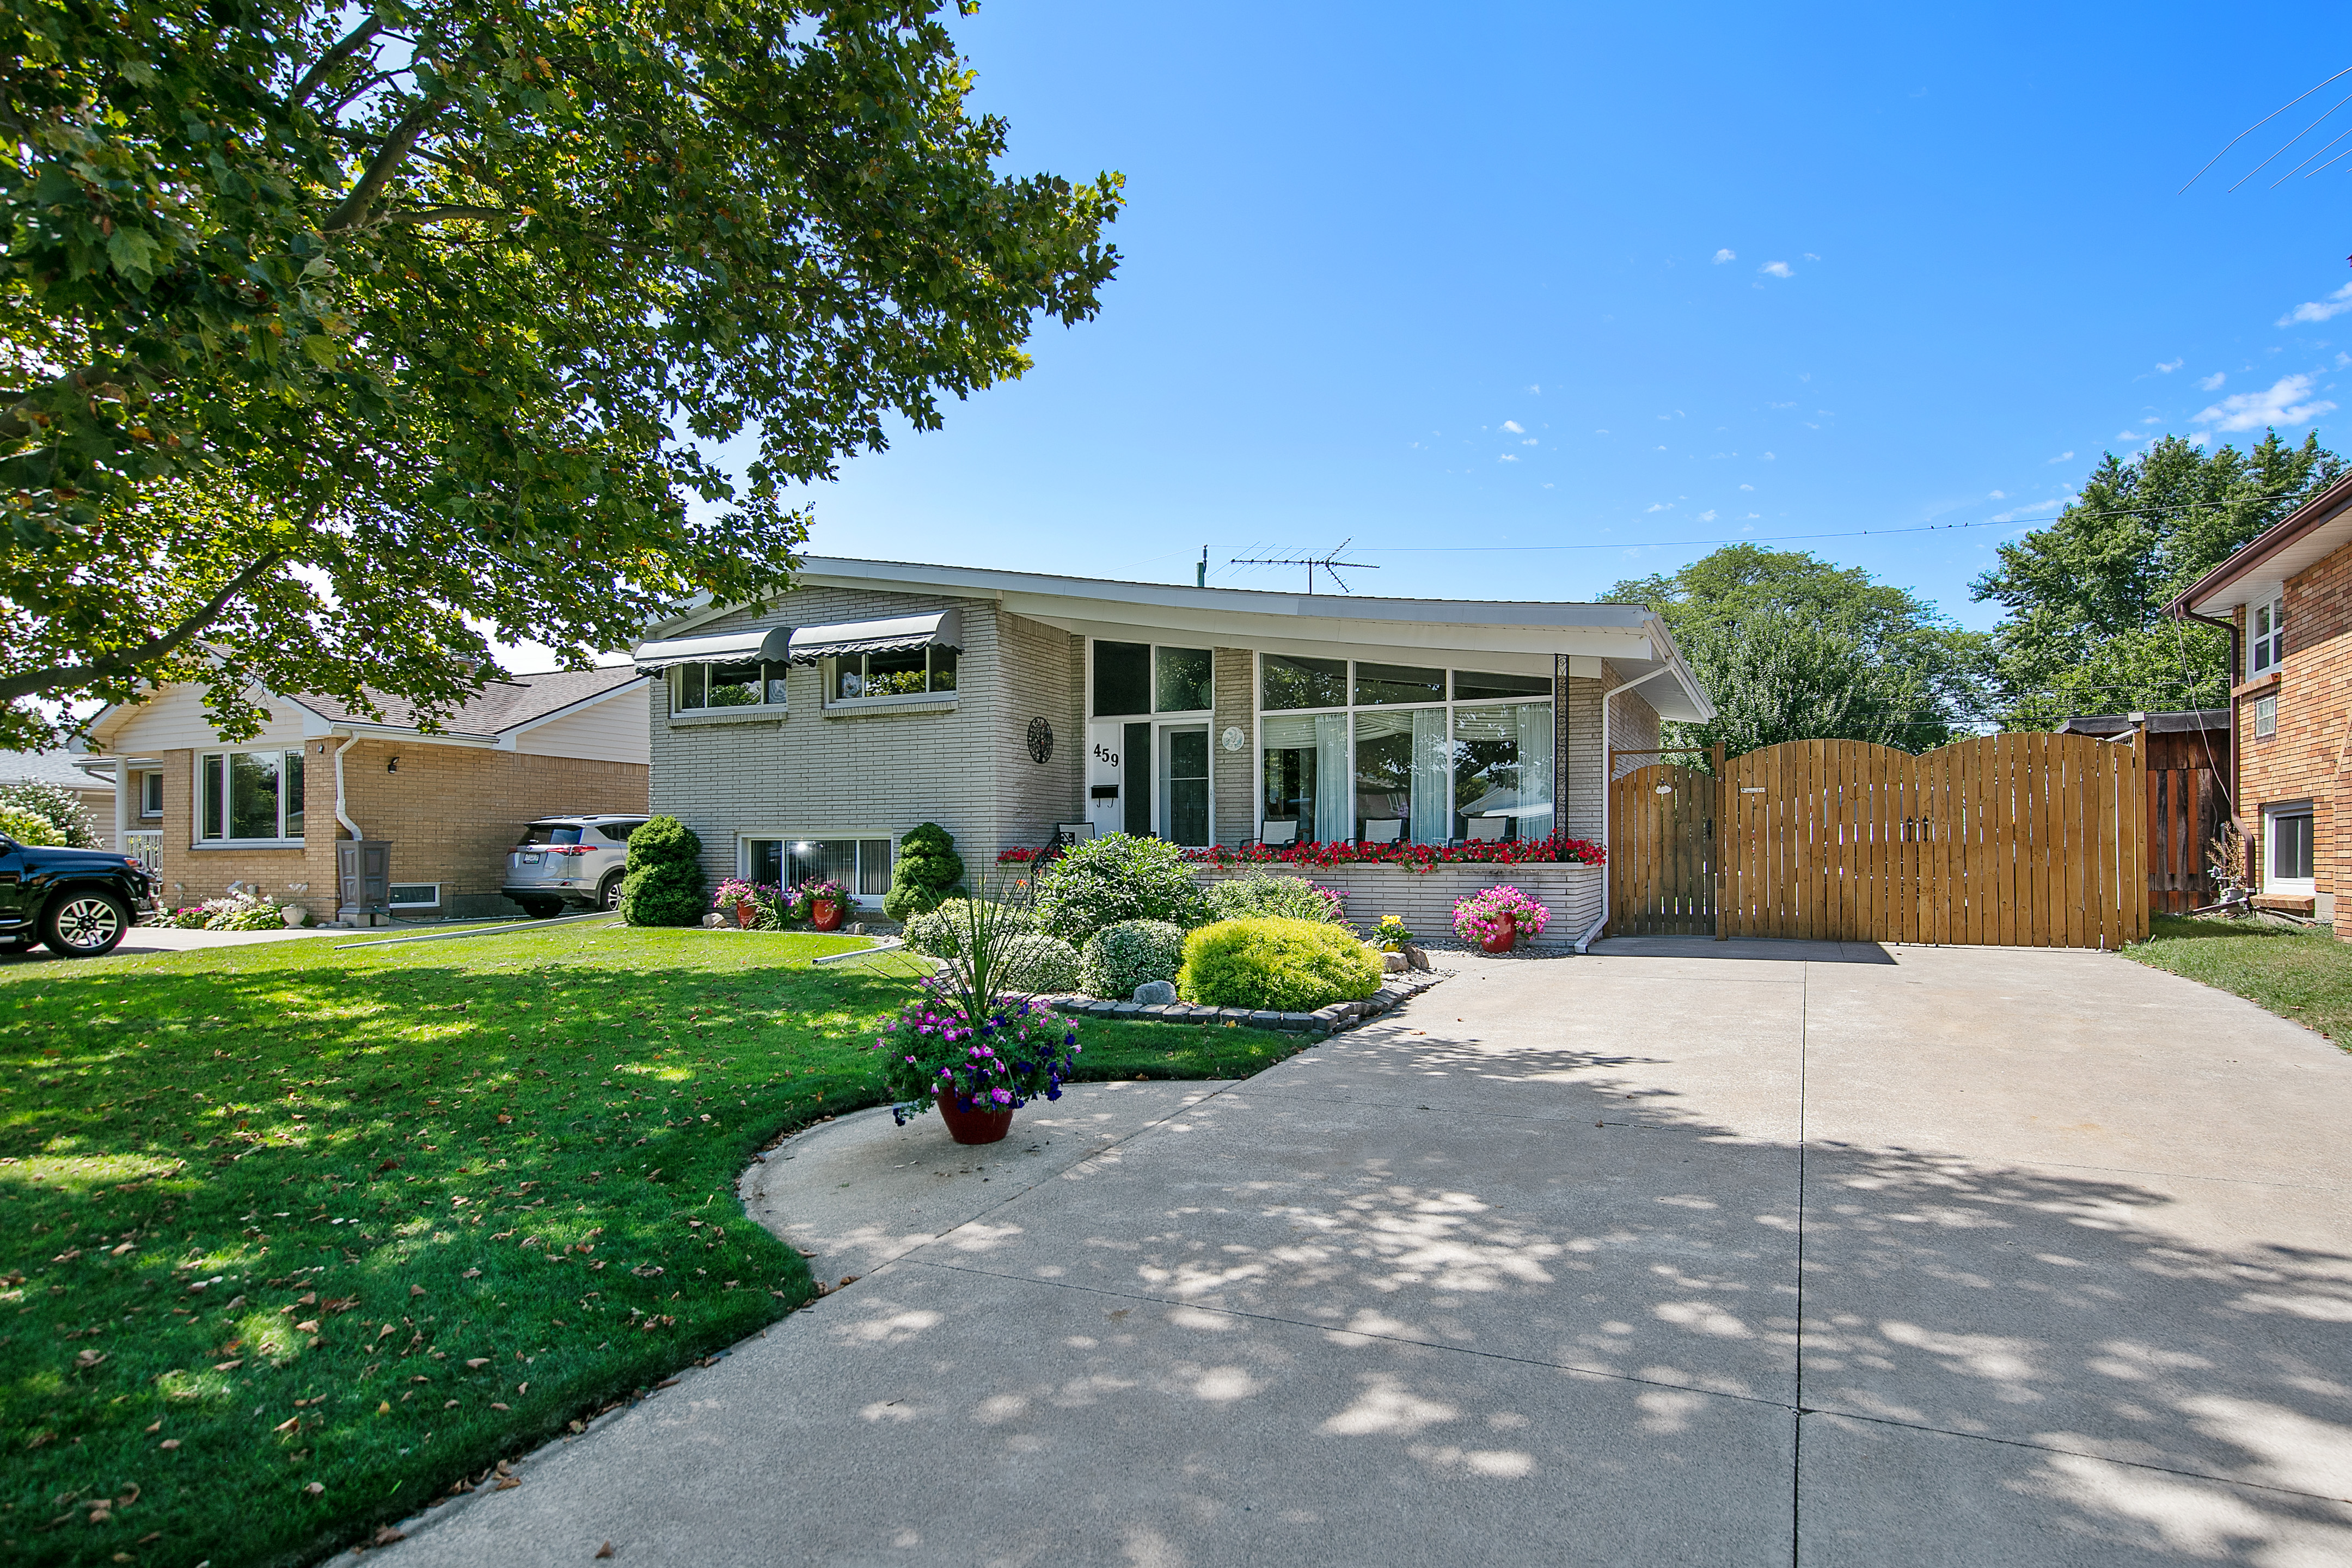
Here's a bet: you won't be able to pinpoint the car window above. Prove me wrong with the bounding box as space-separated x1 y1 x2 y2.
597 823 641 843
520 824 585 846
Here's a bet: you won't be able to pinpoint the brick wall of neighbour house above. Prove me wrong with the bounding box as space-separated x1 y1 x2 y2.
2237 546 2352 928
1192 862 1603 947
650 586 1085 899
150 739 644 917
1212 647 1255 846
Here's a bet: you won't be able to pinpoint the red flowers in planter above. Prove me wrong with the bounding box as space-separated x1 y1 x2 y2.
994 847 1044 865
1187 835 1605 871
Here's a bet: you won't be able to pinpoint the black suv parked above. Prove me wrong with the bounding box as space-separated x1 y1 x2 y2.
0 836 154 957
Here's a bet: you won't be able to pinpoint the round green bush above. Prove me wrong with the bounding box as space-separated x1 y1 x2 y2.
1001 933 1084 995
1177 917 1383 1012
618 815 707 927
1204 872 1346 926
1034 833 1207 945
0 806 60 847
883 822 965 922
902 898 1037 958
1080 920 1186 998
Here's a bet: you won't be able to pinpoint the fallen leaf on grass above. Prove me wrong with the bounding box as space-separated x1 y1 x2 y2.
491 1401 509 1410
74 1349 107 1369
373 1526 407 1546
273 1416 299 1433
109 1241 135 1255
211 1359 242 1371
465 1358 491 1369
160 1439 180 1450
376 1401 390 1415
494 1476 520 1491
143 1421 160 1434
303 1482 324 1497
376 1324 396 1339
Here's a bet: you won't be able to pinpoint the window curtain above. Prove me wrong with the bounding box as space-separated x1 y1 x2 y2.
1411 707 1449 843
1314 712 1350 842
1515 701 1554 839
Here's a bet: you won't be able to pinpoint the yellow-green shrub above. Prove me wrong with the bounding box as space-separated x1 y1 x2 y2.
1176 917 1382 1012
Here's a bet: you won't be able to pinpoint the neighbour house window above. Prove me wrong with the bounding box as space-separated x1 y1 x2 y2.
673 660 787 712
2267 805 2315 892
1254 656 1555 846
2255 694 2278 739
140 771 162 817
2251 597 2286 676
197 750 305 841
825 647 957 700
740 837 895 898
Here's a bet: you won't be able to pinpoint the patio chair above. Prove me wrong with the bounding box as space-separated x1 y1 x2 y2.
1359 818 1404 845
1248 820 1300 849
1466 816 1509 842
1055 822 1096 846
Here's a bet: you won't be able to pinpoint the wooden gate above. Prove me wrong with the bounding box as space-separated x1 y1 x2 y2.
1612 733 2149 948
1610 762 1717 935
2146 760 2223 915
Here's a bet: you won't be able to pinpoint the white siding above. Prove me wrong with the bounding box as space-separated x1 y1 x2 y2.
514 686 651 763
101 684 324 753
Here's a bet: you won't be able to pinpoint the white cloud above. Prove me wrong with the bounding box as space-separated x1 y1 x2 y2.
2200 372 2226 391
1761 451 1777 460
1526 384 1542 394
1501 419 1524 433
1696 510 1717 522
2116 431 2142 440
2190 431 2210 445
1712 249 1736 264
1760 261 1794 279
1522 437 1538 446
2279 283 2352 326
1989 490 2006 499
1745 513 1760 520
2142 415 2161 424
1646 501 1673 512
2155 359 2183 373
1594 428 1611 435
1803 252 1821 262
1498 454 1518 462
2194 373 2338 432
1738 483 1754 491
2048 451 2074 463
1988 499 2066 524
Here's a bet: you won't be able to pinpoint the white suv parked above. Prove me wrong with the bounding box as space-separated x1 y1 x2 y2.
503 815 647 919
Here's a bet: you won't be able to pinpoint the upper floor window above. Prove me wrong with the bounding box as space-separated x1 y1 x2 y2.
199 750 304 841
2251 596 2286 676
674 659 787 712
826 646 958 700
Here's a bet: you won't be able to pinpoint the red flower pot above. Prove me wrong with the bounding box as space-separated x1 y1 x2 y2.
1480 915 1517 954
811 898 844 933
733 903 755 930
935 1088 1015 1145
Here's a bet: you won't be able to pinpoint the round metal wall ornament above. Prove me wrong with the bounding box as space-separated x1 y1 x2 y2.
1221 725 1246 752
1026 717 1054 765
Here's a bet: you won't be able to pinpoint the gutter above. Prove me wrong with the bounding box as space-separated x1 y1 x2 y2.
1579 665 1683 953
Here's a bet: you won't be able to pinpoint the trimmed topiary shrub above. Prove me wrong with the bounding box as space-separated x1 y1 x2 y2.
1001 933 1084 995
1177 917 1383 1012
0 806 61 847
883 822 965 922
903 899 1037 958
1080 920 1186 999
618 815 707 927
1034 832 1208 945
1204 872 1346 926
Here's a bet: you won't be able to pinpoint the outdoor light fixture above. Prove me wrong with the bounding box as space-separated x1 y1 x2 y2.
386 757 400 773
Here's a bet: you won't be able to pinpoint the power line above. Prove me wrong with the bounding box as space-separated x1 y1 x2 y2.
2180 67 2352 192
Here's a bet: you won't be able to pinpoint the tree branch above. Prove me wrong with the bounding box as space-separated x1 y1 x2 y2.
384 205 521 226
0 549 287 706
289 15 383 110
323 92 451 232
0 363 150 446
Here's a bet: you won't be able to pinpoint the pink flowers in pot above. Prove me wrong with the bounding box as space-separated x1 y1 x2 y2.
1452 885 1551 946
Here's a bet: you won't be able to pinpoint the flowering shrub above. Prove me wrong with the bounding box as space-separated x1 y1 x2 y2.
1203 872 1347 926
156 906 212 929
195 888 287 931
1189 835 1605 872
1371 915 1415 950
875 985 1083 1124
1453 885 1551 946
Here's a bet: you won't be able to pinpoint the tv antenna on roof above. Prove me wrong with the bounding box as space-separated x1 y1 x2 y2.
1227 538 1381 595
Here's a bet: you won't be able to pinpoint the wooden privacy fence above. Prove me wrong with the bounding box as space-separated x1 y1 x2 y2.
2146 761 2224 915
1611 733 2150 948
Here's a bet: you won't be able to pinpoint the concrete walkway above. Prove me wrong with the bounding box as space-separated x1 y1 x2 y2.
380 940 2352 1566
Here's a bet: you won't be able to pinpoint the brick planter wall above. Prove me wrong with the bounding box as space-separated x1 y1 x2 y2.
1190 861 1602 947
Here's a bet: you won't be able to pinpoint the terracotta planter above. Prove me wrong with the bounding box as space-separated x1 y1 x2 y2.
811 898 844 933
1479 915 1517 954
734 903 755 930
935 1088 1015 1146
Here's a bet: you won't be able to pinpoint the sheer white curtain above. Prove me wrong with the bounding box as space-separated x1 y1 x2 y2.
1412 707 1449 843
1315 712 1350 842
1515 701 1554 839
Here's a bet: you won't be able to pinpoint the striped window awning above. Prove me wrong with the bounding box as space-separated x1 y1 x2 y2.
784 609 961 665
630 625 794 672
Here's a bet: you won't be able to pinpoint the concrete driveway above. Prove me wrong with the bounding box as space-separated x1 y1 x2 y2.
380 939 2352 1566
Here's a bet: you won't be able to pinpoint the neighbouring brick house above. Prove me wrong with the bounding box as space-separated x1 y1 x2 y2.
2171 469 2352 926
83 670 649 920
634 558 1710 945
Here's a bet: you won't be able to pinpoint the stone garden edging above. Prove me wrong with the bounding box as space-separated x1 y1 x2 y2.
1022 967 1448 1036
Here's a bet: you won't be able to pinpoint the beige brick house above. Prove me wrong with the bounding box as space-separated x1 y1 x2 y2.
2172 469 2352 926
635 558 1710 942
83 670 649 920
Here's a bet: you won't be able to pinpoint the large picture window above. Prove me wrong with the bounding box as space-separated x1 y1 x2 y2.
825 647 957 700
198 750 305 842
1093 641 1211 717
1255 656 1554 846
675 660 787 711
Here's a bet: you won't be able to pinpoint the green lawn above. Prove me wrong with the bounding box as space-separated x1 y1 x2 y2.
0 924 1307 1567
2128 913 2352 1047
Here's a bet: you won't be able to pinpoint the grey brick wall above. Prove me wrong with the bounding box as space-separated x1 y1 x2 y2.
1212 647 1255 844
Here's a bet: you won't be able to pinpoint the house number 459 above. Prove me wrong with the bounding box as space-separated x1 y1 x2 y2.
1093 743 1119 767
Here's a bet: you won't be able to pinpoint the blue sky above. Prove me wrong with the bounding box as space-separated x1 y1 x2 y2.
767 2 2352 634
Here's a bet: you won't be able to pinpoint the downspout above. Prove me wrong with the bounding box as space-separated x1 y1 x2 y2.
1577 665 1683 954
332 734 363 840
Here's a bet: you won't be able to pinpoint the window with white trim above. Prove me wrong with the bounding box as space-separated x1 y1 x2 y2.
2251 596 2286 676
197 750 304 842
139 770 163 817
389 883 441 910
740 836 896 898
672 659 787 712
2254 693 2278 739
823 647 958 700
2266 803 2314 893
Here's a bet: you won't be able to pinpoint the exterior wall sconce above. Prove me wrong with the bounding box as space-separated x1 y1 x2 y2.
386 757 400 773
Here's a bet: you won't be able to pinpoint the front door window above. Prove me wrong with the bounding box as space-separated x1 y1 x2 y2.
1162 726 1210 847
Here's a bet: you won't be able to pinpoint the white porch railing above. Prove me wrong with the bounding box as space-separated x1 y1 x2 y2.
122 830 162 877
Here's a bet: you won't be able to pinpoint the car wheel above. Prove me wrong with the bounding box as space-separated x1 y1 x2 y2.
598 873 624 912
516 897 564 921
43 889 131 958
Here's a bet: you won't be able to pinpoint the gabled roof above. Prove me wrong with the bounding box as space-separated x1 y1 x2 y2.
287 667 644 739
2169 470 2352 617
0 749 111 788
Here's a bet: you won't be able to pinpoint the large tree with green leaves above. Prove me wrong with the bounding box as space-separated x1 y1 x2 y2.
1972 431 2340 728
1 0 1122 746
1603 544 1988 756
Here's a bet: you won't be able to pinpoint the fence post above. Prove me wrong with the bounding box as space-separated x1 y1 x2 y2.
1712 740 1728 940
2128 726 2150 944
